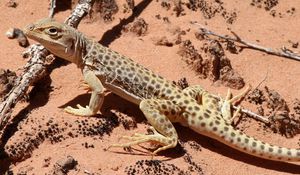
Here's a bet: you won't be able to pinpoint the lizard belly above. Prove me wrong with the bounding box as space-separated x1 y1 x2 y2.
104 83 142 105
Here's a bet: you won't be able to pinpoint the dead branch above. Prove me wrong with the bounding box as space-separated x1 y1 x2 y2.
49 0 56 18
192 22 300 62
204 89 270 124
232 105 270 124
212 95 270 124
0 0 95 133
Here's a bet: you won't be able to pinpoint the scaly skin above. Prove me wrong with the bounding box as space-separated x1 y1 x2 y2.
24 18 300 162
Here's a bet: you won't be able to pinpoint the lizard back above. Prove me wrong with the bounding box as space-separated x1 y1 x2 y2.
83 41 182 103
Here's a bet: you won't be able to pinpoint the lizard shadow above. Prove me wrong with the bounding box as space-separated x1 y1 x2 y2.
177 126 300 174
60 92 185 159
0 70 55 173
0 58 70 144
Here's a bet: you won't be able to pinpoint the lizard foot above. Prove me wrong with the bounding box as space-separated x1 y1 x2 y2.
64 104 94 116
220 85 251 124
108 126 176 155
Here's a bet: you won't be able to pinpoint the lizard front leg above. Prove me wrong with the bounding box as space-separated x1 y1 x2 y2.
109 99 181 155
64 70 105 116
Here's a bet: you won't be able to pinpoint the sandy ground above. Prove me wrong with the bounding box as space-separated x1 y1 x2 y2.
1 0 300 174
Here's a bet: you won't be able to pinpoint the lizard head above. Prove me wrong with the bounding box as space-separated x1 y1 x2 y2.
24 18 85 63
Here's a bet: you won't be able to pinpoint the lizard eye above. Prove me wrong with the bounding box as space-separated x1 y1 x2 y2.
47 27 58 35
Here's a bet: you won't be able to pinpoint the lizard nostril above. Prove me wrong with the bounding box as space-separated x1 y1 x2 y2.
27 24 35 31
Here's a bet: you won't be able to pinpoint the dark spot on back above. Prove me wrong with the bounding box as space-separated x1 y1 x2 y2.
244 138 249 143
109 61 115 66
155 84 161 89
278 148 282 154
171 109 176 115
191 112 196 117
204 113 210 118
98 54 103 59
194 106 200 111
206 109 211 114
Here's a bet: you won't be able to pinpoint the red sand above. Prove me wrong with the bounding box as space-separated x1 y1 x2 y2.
1 0 300 174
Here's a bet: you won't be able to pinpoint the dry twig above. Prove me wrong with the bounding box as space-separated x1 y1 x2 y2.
192 22 300 62
232 105 270 124
213 95 270 124
0 0 95 134
49 0 56 18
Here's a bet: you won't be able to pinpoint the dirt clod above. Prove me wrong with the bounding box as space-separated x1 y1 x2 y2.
123 18 148 36
250 0 279 11
184 0 237 24
5 0 17 8
6 28 29 47
247 86 300 137
178 39 244 89
94 0 119 22
0 69 16 99
174 77 189 90
48 156 77 175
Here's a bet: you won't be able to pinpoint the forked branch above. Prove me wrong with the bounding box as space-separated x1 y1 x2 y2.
192 22 300 62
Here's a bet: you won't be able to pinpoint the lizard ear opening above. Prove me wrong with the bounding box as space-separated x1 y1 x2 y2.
64 38 75 55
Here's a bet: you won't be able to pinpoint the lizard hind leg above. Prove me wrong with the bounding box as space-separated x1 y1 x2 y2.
182 85 206 104
110 99 181 155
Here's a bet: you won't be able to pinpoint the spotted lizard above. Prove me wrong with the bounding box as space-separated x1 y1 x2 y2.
23 18 300 162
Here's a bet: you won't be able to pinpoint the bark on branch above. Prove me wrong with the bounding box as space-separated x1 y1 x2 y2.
192 22 300 62
0 0 95 134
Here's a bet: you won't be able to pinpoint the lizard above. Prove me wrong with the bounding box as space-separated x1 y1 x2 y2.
23 18 300 162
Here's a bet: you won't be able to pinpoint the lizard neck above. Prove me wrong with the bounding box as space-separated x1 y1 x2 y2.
70 29 89 68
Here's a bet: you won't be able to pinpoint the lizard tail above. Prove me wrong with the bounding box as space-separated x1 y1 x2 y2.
190 118 300 162
206 124 300 162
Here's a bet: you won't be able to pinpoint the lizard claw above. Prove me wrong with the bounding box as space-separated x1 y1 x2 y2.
64 104 94 116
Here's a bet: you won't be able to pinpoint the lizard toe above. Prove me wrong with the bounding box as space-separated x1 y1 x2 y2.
64 105 94 116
